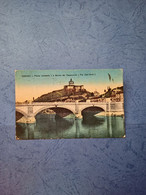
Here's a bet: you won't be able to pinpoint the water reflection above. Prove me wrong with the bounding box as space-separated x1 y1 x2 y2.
82 115 105 127
16 113 125 139
16 123 36 139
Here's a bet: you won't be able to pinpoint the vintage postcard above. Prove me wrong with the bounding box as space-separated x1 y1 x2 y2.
15 69 125 139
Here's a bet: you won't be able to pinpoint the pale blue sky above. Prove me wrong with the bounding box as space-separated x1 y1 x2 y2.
15 69 123 101
15 69 123 86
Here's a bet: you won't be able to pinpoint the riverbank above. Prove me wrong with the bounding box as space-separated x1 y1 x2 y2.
16 116 36 124
95 111 124 117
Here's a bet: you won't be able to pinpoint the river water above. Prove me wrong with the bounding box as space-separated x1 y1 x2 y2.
16 113 125 139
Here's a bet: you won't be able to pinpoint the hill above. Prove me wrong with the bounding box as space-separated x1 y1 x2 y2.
33 88 93 102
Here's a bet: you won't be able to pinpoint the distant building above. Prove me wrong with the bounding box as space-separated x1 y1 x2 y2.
64 79 84 94
110 88 124 102
110 92 124 102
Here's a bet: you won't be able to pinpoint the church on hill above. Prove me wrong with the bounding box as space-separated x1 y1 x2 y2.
64 79 84 94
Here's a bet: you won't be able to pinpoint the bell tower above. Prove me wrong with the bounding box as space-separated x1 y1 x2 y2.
69 78 74 85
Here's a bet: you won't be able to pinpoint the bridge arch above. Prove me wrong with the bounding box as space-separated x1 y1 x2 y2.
80 105 105 114
34 106 75 117
15 108 28 118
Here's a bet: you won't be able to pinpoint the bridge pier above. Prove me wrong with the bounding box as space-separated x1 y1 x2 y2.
75 111 82 119
26 116 36 123
16 116 36 124
75 102 82 119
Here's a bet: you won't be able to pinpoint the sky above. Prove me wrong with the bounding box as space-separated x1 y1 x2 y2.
15 69 123 102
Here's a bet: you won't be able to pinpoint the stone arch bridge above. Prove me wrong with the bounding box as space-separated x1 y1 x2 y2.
16 101 124 123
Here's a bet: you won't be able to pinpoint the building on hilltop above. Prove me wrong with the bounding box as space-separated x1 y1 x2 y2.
64 79 84 95
69 78 74 85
